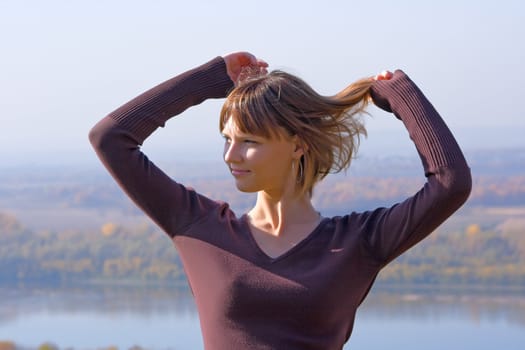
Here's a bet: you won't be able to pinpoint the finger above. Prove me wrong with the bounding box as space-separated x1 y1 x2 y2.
257 59 269 68
374 70 393 81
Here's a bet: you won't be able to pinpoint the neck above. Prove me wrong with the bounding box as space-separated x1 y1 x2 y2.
248 190 319 237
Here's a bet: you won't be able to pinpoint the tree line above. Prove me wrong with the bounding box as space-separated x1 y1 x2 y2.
1 212 524 286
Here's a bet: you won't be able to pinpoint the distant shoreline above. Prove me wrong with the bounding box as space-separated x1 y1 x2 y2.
3 279 525 296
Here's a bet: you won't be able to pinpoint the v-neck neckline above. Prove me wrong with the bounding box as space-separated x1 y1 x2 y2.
241 214 329 263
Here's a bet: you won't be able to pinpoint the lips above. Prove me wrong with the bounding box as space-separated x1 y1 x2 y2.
230 168 251 177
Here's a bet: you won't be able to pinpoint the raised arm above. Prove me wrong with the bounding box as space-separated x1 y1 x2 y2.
89 57 235 237
360 70 472 264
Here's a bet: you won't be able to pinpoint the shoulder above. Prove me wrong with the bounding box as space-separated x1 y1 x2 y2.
322 209 387 240
326 209 387 228
177 199 243 237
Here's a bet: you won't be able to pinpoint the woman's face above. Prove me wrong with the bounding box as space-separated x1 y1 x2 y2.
221 118 301 195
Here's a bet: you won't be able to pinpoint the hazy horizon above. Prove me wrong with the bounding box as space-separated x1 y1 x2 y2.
1 124 522 167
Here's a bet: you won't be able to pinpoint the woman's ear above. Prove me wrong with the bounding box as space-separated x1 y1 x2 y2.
291 136 307 159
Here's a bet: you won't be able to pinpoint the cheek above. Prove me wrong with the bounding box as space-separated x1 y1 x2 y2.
245 148 258 159
245 148 272 170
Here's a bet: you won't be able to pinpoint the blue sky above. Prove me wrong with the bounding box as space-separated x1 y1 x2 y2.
1 0 523 166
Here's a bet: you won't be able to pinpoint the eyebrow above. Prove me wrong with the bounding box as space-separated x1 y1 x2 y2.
221 129 270 142
222 123 251 137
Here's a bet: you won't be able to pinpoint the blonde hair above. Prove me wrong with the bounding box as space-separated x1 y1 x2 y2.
219 70 373 197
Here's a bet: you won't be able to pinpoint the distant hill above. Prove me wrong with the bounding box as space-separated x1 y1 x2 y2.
0 147 523 230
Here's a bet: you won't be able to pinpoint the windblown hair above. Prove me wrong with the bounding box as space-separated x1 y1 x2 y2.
219 69 374 197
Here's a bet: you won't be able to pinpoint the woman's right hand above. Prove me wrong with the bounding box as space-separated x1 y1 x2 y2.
373 70 393 81
370 69 397 113
223 52 268 85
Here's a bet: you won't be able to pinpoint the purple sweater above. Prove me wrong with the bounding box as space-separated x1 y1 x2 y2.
89 57 471 349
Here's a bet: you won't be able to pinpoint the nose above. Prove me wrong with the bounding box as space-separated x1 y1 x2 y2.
224 140 242 164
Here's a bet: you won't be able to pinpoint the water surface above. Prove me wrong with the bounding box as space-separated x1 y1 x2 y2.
1 284 523 349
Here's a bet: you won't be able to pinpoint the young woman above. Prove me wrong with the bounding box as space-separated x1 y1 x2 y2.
89 52 471 349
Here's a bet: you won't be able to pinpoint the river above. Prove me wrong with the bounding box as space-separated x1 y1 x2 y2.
1 284 524 349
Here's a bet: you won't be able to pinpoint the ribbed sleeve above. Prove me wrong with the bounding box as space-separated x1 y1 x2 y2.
106 56 233 143
365 70 472 264
370 70 466 174
89 57 234 236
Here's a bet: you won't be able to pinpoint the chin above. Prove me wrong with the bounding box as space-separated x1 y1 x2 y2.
234 181 259 193
236 186 258 193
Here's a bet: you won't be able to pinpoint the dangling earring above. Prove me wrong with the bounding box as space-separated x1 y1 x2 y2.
297 159 304 184
292 159 304 183
292 160 300 183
